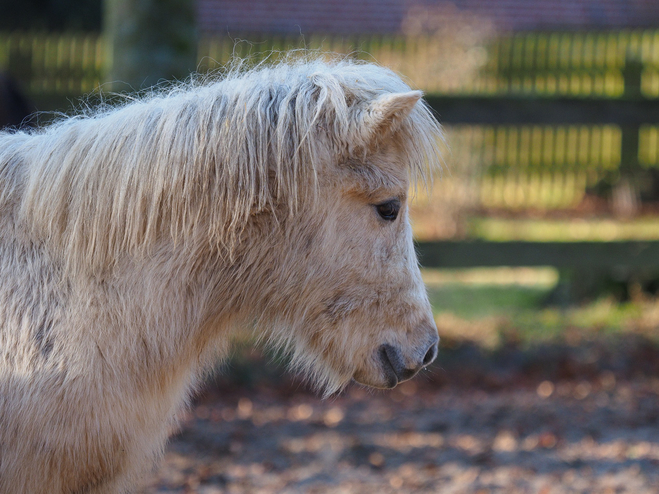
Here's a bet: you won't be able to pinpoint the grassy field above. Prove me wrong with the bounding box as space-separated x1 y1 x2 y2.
468 217 659 242
423 267 659 349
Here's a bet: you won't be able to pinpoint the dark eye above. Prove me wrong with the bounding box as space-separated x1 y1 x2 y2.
375 199 401 221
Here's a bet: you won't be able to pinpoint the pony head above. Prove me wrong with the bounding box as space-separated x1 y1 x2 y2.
227 58 444 395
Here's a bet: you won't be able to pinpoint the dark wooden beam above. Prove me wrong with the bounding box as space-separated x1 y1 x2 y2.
416 241 659 270
423 96 659 126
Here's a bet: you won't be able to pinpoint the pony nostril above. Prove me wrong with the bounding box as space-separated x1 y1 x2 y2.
422 342 438 366
379 342 437 386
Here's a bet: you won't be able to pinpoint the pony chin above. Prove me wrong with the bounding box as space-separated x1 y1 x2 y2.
260 324 355 398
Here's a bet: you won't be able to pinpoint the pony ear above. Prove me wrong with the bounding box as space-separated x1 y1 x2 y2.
361 90 422 144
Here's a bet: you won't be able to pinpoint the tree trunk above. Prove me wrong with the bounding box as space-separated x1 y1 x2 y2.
103 0 197 91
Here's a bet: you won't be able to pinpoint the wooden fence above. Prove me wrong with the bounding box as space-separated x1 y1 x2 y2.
3 30 659 212
197 31 659 97
3 30 659 98
0 32 104 95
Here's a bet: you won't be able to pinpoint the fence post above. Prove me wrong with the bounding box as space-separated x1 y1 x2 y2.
103 0 197 91
614 54 644 216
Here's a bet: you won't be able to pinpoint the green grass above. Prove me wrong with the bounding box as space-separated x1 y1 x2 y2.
423 267 659 349
427 284 548 320
508 299 646 344
467 217 659 242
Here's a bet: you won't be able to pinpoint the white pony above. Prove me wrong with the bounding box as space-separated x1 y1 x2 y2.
0 56 442 493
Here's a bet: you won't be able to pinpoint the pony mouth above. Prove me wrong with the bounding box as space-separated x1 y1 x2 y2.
352 363 397 389
352 345 409 389
378 345 400 389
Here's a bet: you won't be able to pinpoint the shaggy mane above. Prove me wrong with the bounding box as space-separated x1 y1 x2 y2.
0 55 442 274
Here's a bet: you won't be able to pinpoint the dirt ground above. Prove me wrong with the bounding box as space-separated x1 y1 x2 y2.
141 342 659 494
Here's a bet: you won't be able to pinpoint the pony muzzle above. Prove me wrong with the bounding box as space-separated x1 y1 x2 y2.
376 339 438 389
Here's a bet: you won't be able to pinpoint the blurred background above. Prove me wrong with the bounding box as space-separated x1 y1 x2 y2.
3 0 659 492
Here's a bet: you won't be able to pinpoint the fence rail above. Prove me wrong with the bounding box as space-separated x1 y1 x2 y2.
416 240 659 269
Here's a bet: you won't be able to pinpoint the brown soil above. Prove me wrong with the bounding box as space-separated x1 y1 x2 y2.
140 342 659 494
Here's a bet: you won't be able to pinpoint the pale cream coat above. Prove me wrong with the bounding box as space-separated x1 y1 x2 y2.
0 57 443 493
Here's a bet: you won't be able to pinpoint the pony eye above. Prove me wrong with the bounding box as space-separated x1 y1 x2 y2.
375 199 401 221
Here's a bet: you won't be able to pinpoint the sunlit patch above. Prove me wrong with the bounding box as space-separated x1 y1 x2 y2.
287 404 313 421
323 407 344 427
372 432 445 451
537 380 555 398
237 398 253 419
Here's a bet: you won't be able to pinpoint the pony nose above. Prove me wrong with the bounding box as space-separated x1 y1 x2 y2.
378 339 438 386
422 339 438 366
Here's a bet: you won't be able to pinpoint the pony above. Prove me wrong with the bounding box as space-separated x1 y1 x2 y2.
0 56 443 493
